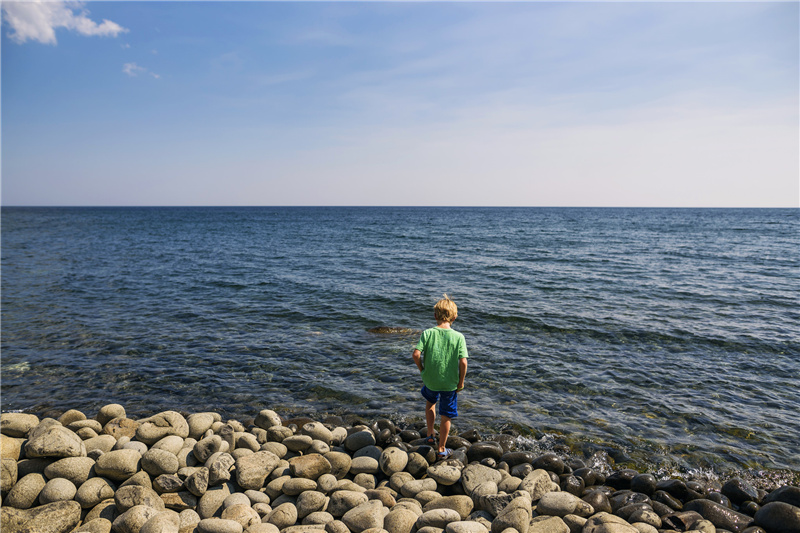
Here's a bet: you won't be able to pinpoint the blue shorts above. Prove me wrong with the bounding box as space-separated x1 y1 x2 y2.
421 386 458 418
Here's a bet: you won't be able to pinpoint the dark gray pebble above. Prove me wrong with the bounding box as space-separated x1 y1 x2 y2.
754 502 800 533
630 474 657 496
684 498 754 533
723 478 760 506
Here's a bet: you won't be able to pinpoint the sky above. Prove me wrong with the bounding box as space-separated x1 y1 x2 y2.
1 1 798 207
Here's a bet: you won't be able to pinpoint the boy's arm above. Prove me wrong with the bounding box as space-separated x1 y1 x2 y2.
412 349 423 372
457 357 468 391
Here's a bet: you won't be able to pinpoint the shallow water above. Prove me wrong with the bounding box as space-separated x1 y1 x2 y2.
2 207 798 480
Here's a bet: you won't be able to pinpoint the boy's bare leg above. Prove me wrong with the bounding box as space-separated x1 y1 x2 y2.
425 401 436 440
438 415 451 453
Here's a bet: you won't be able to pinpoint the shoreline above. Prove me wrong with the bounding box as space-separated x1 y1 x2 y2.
2 404 799 533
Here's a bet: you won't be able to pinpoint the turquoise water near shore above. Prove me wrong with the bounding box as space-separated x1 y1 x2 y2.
1 207 798 480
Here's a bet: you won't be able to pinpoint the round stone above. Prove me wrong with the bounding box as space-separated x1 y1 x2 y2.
97 404 126 427
343 499 386 533
142 448 180 477
39 477 77 504
76 477 116 509
95 449 142 481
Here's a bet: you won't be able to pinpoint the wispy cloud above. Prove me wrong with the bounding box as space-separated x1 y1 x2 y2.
2 0 127 45
123 62 159 79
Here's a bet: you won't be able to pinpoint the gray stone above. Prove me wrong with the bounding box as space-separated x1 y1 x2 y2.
255 410 283 429
291 454 333 480
154 473 184 493
39 477 77 504
417 491 443 507
582 512 640 533
195 435 228 463
423 495 474 520
764 487 800 508
73 517 113 533
284 477 320 495
102 417 139 440
379 448 409 476
24 421 85 459
76 476 116 509
285 435 315 453
0 500 81 533
417 508 462 529
197 482 235 519
187 466 210 496
401 478 438 498
1 413 40 438
629 523 657 533
343 499 386 533
318 474 339 493
536 492 594 518
5 472 47 509
235 450 280 490
754 501 800 533
188 413 217 440
136 411 190 445
529 516 569 533
261 441 288 459
119 469 153 490
298 490 331 519
152 435 187 455
250 524 281 533
326 451 353 479
115 483 166 512
345 430 376 452
96 404 126 427
447 521 489 533
43 456 96 487
520 470 553 501
161 491 198 511
427 463 463 486
94 449 142 481
351 456 381 475
181 508 203 531
84 498 119 523
141 448 180 476
122 440 148 455
113 504 161 533
268 425 294 442
83 435 117 455
58 409 87 426
327 520 351 533
221 503 261 529
329 490 370 517
1 457 17 493
562 514 587 533
305 511 336 525
491 494 532 533
461 464 503 496
207 452 236 486
268 502 300 529
2 436 24 462
627 509 661 529
385 508 419 533
140 510 181 533
303 423 334 445
196 517 246 533
235 432 261 452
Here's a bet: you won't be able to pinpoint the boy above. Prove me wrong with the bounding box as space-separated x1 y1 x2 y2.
412 294 468 459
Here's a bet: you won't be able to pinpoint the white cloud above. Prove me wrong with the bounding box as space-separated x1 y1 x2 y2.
123 62 159 79
2 0 127 45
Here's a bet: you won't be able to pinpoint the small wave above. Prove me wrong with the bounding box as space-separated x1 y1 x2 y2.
3 361 30 372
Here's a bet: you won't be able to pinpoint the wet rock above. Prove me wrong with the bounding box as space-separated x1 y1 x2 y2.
345 430 377 453
764 487 800 508
605 470 638 491
630 475 657 496
627 508 661 528
754 502 800 533
684 498 754 532
532 454 565 475
499 451 536 467
1 499 81 533
652 490 683 511
661 510 704 531
95 449 142 481
560 475 584 496
722 479 760 506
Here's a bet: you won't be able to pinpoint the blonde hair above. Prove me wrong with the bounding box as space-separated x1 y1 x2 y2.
434 293 458 323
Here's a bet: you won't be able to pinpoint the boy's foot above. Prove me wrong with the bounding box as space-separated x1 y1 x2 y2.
437 448 453 460
424 435 436 445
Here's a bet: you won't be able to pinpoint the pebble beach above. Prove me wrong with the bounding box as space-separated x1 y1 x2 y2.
1 405 798 533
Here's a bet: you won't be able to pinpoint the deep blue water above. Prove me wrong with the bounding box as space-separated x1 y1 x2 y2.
2 207 798 480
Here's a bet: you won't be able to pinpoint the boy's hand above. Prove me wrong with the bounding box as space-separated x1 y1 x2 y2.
456 385 464 392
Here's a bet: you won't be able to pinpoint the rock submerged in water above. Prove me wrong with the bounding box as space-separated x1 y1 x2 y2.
367 327 420 335
0 408 797 533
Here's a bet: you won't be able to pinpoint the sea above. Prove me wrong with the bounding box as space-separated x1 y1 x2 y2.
2 207 798 485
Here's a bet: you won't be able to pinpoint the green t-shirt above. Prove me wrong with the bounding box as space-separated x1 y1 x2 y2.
415 326 469 392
